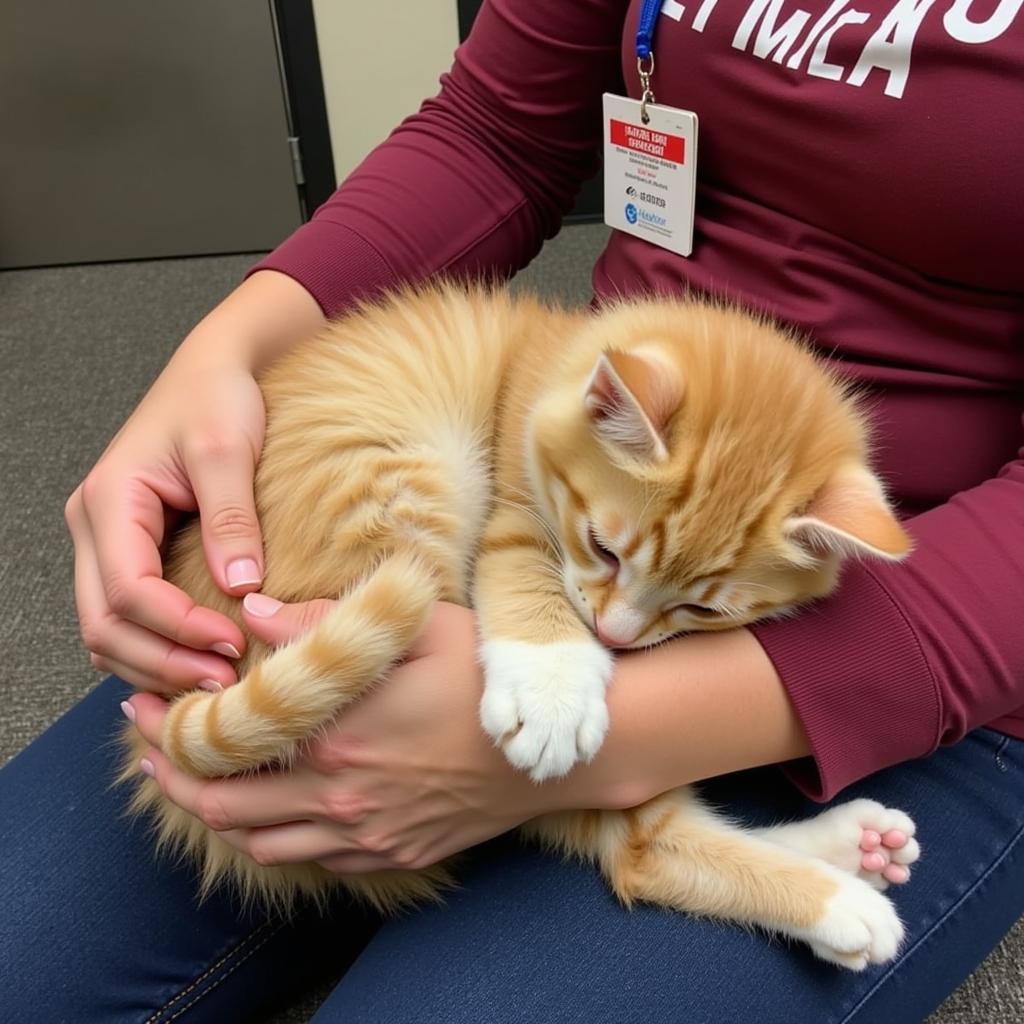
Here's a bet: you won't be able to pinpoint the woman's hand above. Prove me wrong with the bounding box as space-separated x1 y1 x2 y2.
66 270 325 694
126 591 807 873
128 603 554 872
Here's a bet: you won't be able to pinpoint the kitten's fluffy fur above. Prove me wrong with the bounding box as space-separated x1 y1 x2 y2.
123 285 916 969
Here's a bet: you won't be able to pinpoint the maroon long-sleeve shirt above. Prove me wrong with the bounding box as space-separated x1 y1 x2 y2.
253 0 1024 799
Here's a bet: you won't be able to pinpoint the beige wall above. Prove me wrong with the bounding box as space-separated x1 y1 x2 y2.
312 1 460 182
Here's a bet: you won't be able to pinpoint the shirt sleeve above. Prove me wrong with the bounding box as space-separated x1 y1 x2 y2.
250 0 629 317
750 435 1024 801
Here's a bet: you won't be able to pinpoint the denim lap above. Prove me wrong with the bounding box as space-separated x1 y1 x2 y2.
1 676 1021 1024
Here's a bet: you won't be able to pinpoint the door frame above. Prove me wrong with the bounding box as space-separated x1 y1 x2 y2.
277 1 601 222
271 0 335 216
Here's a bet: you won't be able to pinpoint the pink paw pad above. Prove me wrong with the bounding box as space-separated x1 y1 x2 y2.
881 829 907 849
861 851 886 872
859 830 881 852
857 820 916 882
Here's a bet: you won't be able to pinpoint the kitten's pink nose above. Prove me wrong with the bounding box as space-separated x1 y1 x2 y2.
595 613 643 648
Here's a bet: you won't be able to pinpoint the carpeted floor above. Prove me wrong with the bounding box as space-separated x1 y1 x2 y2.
1 224 1020 1022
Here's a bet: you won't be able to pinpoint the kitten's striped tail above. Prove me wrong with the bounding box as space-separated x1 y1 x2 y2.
161 549 438 777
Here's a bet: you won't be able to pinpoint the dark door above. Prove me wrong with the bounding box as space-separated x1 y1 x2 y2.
1 1 303 267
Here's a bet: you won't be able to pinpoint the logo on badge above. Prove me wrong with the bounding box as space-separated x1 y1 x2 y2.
624 203 638 225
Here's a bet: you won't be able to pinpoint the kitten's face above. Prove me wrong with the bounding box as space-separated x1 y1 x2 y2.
536 448 844 649
554 483 840 648
528 305 910 649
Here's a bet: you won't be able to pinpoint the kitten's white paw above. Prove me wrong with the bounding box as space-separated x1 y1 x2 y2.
793 868 904 970
480 639 613 782
760 798 920 891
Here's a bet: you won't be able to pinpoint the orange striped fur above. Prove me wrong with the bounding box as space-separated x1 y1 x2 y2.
122 284 914 962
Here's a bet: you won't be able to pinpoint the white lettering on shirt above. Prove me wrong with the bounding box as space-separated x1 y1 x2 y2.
943 0 1024 43
658 0 1022 99
808 9 871 79
847 0 938 98
733 0 812 62
692 0 722 31
784 0 851 70
660 0 722 32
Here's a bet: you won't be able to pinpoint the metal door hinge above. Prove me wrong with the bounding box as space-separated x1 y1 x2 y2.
287 136 305 186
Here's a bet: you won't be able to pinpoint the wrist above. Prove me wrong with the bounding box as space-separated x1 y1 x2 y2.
176 269 327 376
541 628 808 812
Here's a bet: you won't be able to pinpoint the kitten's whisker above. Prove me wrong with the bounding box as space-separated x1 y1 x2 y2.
739 582 783 598
500 481 536 502
492 496 563 551
716 605 747 624
636 484 659 524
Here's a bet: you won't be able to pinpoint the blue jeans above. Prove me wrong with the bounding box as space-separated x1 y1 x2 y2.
2 676 1022 1024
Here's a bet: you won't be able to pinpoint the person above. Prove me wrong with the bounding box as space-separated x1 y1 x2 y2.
3 2 1022 1021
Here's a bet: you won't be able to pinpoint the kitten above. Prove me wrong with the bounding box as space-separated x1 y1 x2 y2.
123 284 918 969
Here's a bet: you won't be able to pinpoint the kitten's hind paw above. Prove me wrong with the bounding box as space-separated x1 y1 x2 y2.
758 798 920 891
797 869 905 970
480 639 613 782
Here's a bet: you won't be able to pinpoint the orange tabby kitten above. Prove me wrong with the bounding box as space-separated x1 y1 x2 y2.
123 285 919 970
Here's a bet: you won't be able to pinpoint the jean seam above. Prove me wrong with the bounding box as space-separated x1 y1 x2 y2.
143 922 275 1024
158 927 282 1024
836 816 1024 1024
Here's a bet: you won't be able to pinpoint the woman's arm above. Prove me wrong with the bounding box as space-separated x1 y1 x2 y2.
750 441 1024 801
181 269 327 374
558 627 810 812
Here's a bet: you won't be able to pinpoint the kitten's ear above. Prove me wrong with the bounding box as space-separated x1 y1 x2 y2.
784 464 912 563
584 349 682 462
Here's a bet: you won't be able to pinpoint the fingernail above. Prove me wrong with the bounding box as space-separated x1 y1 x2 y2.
120 700 136 723
243 592 283 618
226 558 261 589
210 642 241 659
198 678 224 692
139 758 156 778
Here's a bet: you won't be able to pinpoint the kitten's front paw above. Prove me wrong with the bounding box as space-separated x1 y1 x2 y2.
480 639 613 782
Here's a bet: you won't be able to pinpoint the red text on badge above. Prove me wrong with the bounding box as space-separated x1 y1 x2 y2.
609 120 685 163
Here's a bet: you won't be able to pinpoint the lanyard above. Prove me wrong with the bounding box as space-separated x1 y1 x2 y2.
635 0 661 59
635 0 660 123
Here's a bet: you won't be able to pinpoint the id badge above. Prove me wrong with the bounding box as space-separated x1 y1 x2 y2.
602 93 698 257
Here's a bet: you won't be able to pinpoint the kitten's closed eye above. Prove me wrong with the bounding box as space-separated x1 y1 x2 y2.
588 526 620 572
671 603 721 619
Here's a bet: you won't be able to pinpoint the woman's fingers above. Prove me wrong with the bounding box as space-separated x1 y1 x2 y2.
315 852 409 875
130 696 328 827
241 594 338 647
79 476 246 651
182 425 266 597
241 822 365 868
90 651 207 695
139 746 341 845
72 531 238 693
68 475 245 651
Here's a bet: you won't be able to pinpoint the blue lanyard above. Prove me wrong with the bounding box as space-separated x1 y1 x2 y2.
636 0 661 60
635 0 659 120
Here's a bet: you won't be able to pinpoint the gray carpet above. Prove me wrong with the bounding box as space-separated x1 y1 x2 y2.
1 224 1020 1022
